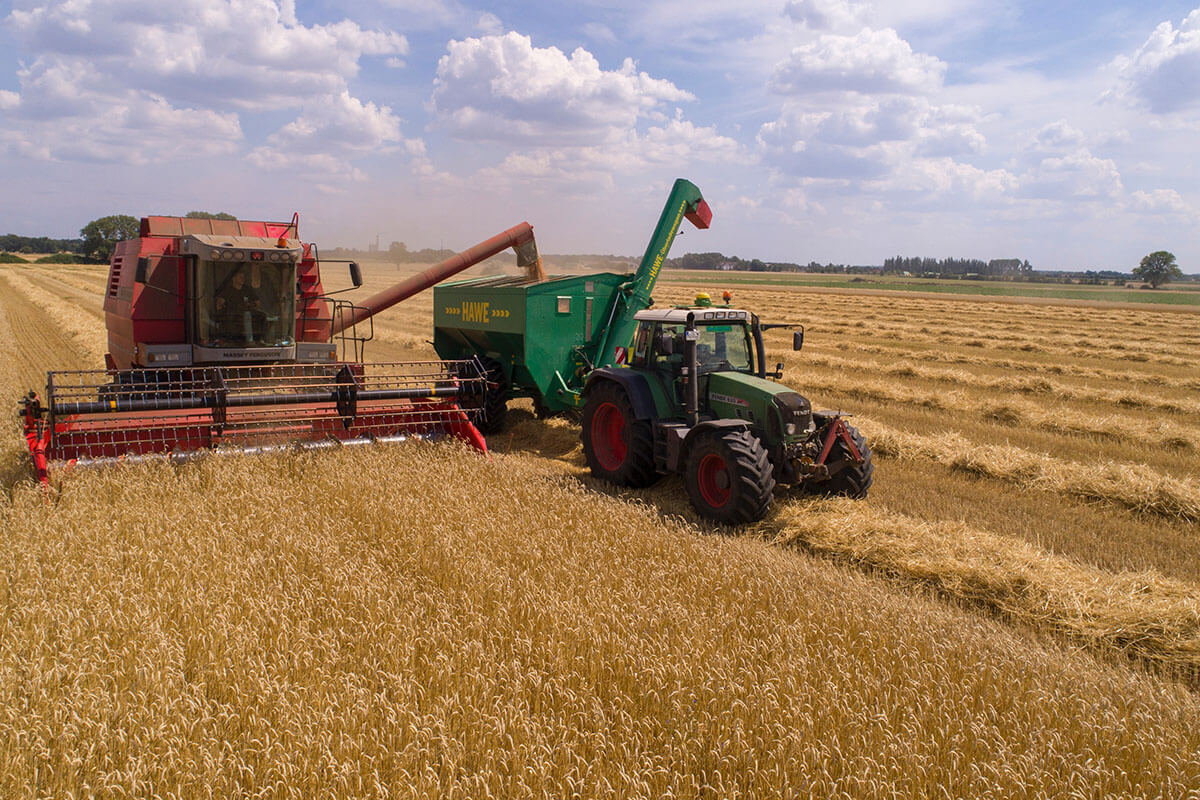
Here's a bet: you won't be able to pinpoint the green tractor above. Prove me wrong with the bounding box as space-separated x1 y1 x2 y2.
581 298 873 524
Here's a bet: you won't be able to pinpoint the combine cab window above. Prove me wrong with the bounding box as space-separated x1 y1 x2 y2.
196 261 295 348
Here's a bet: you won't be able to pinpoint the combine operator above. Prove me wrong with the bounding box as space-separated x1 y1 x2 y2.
215 265 267 345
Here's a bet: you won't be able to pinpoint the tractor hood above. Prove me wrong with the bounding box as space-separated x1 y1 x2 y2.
705 371 813 442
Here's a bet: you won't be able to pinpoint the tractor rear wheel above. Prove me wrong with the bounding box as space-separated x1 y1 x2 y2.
808 418 874 498
685 429 776 524
476 356 508 434
581 381 658 488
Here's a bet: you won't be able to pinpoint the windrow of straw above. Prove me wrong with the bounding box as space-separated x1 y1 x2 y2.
844 341 1200 391
769 498 1200 679
858 420 1200 522
797 372 1200 452
803 351 1200 417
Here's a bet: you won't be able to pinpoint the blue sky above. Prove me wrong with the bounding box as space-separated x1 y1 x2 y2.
2 0 1199 270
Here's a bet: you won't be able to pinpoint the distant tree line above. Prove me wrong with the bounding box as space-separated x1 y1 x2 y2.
666 251 879 274
882 256 1033 276
0 233 84 255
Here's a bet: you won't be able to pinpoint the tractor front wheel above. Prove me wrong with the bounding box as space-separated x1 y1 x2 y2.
581 381 658 488
685 429 776 524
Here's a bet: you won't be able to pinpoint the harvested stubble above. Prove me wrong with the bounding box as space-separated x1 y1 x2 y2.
794 369 1200 452
2 270 107 364
860 420 1200 522
804 351 1200 418
2 444 1200 798
845 341 1200 391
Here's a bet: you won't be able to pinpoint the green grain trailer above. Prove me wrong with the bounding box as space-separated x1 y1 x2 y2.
433 179 712 430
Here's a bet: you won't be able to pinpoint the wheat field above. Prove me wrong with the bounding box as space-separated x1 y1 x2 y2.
1 260 1199 798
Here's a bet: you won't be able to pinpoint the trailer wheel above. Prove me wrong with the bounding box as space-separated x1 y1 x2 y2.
685 429 776 524
476 356 508 434
582 381 657 488
807 418 874 499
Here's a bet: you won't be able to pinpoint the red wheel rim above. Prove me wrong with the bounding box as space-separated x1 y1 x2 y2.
697 453 731 507
591 402 626 470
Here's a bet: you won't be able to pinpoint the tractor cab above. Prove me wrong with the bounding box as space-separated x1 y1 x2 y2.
631 306 757 377
180 234 303 362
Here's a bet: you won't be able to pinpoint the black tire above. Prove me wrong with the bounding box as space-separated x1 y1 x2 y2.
581 381 658 488
685 429 776 524
808 418 874 498
476 356 508 434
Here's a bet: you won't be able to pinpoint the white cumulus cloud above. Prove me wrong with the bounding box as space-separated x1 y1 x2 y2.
248 91 411 176
432 32 693 145
1112 9 1200 114
1 0 407 164
783 0 868 31
769 28 946 96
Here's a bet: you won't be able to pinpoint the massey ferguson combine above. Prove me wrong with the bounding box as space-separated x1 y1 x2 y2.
20 213 544 484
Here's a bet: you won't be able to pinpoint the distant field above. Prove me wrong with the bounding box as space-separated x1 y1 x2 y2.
661 268 1200 306
1 260 1198 797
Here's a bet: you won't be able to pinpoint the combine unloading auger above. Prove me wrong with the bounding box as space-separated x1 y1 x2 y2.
20 215 541 485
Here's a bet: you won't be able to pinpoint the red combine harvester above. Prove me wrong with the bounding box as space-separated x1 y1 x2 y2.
20 214 543 484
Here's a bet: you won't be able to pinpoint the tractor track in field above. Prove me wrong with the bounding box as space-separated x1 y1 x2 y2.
0 271 91 393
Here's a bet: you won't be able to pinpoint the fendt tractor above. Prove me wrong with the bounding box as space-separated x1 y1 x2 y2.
20 213 545 484
581 299 873 524
433 178 873 523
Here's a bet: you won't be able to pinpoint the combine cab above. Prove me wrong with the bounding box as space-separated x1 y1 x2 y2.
21 214 544 484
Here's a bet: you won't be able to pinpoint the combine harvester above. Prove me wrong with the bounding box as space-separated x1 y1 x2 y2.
434 178 873 523
20 213 544 484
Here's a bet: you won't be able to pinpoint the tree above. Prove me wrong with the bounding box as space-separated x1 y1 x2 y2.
80 215 139 263
184 211 237 220
1133 250 1183 288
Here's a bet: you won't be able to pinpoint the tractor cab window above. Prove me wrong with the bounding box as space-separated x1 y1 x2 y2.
696 323 753 374
632 324 650 366
651 324 686 372
196 261 295 348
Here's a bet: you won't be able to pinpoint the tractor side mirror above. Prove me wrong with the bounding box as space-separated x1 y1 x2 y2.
793 330 804 351
135 257 150 284
774 361 785 379
656 332 675 355
349 261 363 288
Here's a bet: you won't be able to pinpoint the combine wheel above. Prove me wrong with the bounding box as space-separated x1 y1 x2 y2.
475 356 509 433
808 418 874 498
581 381 657 488
685 429 776 524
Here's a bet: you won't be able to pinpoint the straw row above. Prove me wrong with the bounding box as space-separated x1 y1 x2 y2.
858 420 1200 522
771 498 1200 677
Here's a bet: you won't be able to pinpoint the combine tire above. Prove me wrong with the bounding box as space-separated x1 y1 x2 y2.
476 356 508 434
685 429 776 524
809 419 874 498
581 381 657 488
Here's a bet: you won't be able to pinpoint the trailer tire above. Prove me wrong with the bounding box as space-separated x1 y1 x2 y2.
582 381 658 488
807 419 873 499
476 356 508 433
685 429 775 524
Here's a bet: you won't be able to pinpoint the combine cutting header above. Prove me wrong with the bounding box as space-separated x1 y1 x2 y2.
21 213 543 484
